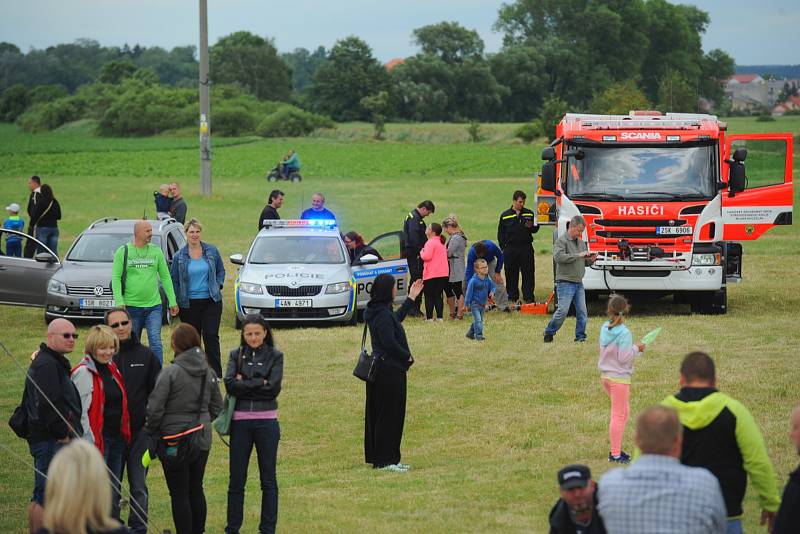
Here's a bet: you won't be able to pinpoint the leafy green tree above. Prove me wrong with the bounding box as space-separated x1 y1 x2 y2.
360 91 391 140
0 84 29 122
489 45 546 121
412 21 484 63
98 61 137 84
390 78 449 122
657 71 697 113
589 80 650 115
539 96 569 141
210 31 291 102
639 0 705 101
281 46 328 93
309 37 389 121
699 49 734 108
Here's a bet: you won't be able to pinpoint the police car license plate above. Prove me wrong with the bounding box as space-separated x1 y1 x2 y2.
275 299 312 308
79 298 115 309
656 226 692 235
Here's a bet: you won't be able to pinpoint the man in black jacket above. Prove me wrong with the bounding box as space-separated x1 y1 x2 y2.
25 318 83 532
549 464 606 534
402 200 434 315
106 307 161 534
773 403 800 534
258 189 284 230
498 190 539 304
24 175 41 257
550 464 606 534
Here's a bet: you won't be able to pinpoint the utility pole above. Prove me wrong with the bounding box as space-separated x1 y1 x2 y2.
198 0 212 195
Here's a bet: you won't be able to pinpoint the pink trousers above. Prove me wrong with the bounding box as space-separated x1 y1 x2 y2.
602 378 630 456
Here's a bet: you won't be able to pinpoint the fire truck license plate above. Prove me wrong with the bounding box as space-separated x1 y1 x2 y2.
275 299 312 308
656 226 692 235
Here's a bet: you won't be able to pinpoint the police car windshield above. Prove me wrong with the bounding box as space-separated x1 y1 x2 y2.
249 236 346 264
565 145 716 200
66 234 162 262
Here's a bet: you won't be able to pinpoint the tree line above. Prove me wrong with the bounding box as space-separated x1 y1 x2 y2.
0 0 736 137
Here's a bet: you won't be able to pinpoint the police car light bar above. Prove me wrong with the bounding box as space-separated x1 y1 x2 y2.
262 219 338 229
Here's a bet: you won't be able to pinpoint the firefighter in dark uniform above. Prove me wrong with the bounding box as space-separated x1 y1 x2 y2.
498 190 539 304
402 200 435 315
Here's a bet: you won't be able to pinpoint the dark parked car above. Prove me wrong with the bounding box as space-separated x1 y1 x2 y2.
0 218 186 323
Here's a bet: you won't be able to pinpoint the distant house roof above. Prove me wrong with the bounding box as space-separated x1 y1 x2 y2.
385 58 404 71
728 74 763 84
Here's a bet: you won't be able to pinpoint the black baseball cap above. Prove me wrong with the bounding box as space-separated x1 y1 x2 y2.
557 464 591 490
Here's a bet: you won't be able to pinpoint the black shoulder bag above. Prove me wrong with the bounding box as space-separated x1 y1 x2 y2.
353 321 382 383
157 369 207 467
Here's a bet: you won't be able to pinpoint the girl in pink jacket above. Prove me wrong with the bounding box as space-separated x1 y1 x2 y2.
598 294 646 464
419 222 449 320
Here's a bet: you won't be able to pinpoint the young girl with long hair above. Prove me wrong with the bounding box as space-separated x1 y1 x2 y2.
419 222 449 320
598 294 646 464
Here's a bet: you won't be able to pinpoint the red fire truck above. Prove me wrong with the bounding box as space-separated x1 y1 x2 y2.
539 111 793 314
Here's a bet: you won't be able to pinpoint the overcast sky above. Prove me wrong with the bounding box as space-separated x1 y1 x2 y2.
2 0 798 65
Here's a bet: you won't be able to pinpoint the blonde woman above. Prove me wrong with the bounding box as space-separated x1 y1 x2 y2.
37 439 130 534
71 325 131 521
442 215 467 320
169 218 226 377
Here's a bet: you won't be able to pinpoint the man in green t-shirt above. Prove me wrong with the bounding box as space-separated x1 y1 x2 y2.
111 221 178 363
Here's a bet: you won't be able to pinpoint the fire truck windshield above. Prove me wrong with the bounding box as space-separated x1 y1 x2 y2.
564 144 717 200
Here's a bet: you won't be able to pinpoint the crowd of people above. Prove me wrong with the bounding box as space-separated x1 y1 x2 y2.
5 177 799 534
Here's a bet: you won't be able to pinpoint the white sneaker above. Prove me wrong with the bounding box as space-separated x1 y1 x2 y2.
379 464 409 472
396 463 411 470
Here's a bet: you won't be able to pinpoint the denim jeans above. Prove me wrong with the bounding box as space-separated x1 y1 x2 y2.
726 519 743 534
103 434 126 520
35 226 59 255
128 305 164 363
466 305 486 339
544 281 587 340
227 418 280 534
122 430 150 534
29 439 65 505
6 240 21 257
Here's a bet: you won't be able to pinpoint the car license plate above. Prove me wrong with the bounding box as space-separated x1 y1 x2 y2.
275 299 312 308
656 226 692 235
79 298 115 309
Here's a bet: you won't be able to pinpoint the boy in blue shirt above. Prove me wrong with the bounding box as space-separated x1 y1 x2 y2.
3 202 25 257
464 258 496 341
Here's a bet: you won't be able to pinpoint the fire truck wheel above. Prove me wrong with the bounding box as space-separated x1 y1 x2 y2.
690 288 727 315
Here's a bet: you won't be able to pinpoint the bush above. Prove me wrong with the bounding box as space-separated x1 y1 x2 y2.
212 107 258 136
756 113 776 122
0 84 30 122
257 107 333 137
28 84 68 105
514 120 542 143
466 121 483 142
16 97 85 132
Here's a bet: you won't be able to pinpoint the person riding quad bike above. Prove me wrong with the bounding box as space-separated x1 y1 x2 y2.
267 149 302 182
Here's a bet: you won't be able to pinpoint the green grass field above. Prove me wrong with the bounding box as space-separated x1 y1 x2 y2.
0 117 798 533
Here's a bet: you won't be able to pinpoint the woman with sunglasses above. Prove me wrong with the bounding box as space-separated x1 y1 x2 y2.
104 307 162 534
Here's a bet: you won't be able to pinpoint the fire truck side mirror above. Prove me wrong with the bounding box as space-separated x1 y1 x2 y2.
541 161 558 193
728 163 746 194
541 146 556 161
732 148 747 162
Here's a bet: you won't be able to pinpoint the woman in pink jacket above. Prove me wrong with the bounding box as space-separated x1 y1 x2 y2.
419 222 449 320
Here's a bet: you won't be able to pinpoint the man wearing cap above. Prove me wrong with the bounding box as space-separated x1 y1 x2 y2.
549 464 606 534
598 406 727 533
3 202 25 256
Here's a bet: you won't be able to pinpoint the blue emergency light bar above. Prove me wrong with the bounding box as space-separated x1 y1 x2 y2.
262 219 338 229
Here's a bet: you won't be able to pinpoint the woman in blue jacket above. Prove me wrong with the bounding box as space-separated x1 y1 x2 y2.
363 274 423 472
170 219 226 377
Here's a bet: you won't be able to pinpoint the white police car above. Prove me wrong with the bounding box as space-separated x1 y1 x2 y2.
230 220 408 326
